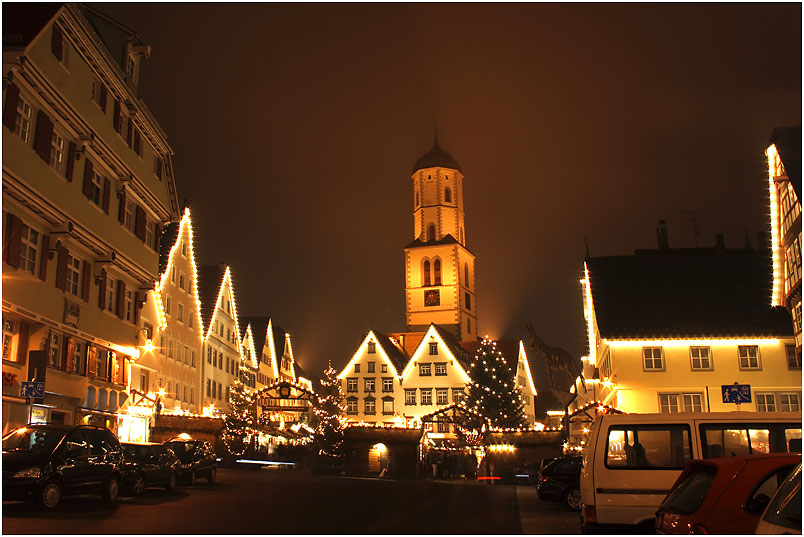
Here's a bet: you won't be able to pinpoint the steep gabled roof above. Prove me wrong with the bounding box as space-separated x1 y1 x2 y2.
431 324 473 371
241 317 270 357
770 126 801 199
587 247 794 339
2 3 61 51
272 323 287 360
196 265 227 335
158 221 180 275
373 331 409 374
294 363 307 380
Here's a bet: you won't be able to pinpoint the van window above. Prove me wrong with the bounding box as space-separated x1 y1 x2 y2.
606 425 691 469
701 424 803 458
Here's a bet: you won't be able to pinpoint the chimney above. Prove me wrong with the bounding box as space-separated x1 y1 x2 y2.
656 220 669 249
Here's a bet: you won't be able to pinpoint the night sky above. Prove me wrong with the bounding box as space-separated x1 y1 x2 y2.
95 3 801 378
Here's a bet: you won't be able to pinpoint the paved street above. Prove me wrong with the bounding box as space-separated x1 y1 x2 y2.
3 468 579 534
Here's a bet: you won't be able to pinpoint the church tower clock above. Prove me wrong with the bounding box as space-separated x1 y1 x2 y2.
404 136 477 342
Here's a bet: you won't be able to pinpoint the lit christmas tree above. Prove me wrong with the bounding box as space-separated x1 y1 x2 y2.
312 363 346 459
222 375 253 456
465 337 527 429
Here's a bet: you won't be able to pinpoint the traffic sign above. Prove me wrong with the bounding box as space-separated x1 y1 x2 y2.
20 381 45 398
722 383 751 404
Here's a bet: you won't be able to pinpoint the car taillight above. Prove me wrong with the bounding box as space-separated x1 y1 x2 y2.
658 511 683 533
539 475 549 483
583 505 597 524
689 523 708 534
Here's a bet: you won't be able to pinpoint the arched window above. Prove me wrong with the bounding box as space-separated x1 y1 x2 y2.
464 263 469 283
427 224 436 242
467 319 471 334
423 260 431 286
434 259 442 285
445 187 452 203
415 191 419 206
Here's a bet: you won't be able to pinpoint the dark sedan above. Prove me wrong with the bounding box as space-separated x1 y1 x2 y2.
536 455 582 511
163 438 217 485
121 442 180 495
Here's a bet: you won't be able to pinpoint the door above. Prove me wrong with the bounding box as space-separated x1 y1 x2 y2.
59 429 91 493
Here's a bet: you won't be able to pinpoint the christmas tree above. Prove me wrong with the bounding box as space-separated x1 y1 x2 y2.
312 363 346 459
222 375 253 456
465 337 527 429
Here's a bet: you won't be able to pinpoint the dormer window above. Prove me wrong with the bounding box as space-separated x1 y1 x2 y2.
127 55 136 82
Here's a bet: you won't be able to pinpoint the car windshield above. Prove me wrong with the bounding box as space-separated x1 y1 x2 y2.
2 427 65 454
165 441 196 462
660 464 717 515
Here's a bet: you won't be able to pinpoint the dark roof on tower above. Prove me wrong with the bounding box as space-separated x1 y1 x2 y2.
404 234 465 250
196 265 227 334
412 137 462 174
770 126 801 199
587 247 793 339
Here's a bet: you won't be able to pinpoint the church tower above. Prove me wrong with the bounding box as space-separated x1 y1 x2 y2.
404 135 477 342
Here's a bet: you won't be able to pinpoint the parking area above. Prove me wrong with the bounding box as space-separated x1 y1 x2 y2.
518 485 581 534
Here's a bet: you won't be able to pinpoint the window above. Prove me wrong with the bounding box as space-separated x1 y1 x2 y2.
465 292 471 310
436 388 448 405
382 398 394 415
756 393 776 412
153 156 163 180
452 388 464 403
433 259 441 285
206 379 211 396
423 260 431 286
605 425 691 469
738 345 760 370
179 272 186 290
105 276 117 311
95 348 109 379
165 296 171 316
47 333 61 368
364 398 375 415
124 200 135 233
780 393 801 412
123 289 134 322
382 378 393 392
367 341 376 354
354 363 360 373
346 378 357 392
346 397 358 415
419 363 431 376
786 345 801 370
2 319 17 362
19 224 39 275
66 254 81 296
427 224 436 241
405 389 417 405
464 263 469 283
444 187 452 203
381 364 387 373
145 220 156 250
367 361 375 373
434 363 447 376
659 393 703 413
364 378 375 392
420 389 432 405
91 78 107 111
13 95 32 143
429 342 438 355
181 241 187 256
87 168 103 206
177 303 184 323
49 131 65 175
437 419 449 433
690 347 711 370
642 347 664 371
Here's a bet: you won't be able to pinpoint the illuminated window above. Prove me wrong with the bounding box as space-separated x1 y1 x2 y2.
381 364 387 373
382 378 393 392
420 389 432 405
690 347 712 370
434 259 441 285
419 363 431 376
436 388 448 405
756 393 776 412
445 187 452 203
346 397 357 415
367 342 376 354
364 378 375 392
429 342 438 356
346 378 357 392
642 347 664 371
437 419 449 433
382 398 394 414
780 393 801 412
354 363 360 373
659 394 679 413
19 224 39 275
14 95 32 143
49 131 65 175
367 361 375 373
423 260 431 286
364 398 375 415
787 345 801 370
2 319 17 362
452 388 464 403
405 389 416 405
738 346 761 370
434 363 447 376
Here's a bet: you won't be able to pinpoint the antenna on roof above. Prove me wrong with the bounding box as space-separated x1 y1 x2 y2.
681 209 705 247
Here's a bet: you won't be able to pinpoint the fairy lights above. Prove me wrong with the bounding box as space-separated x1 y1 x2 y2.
766 143 783 306
581 263 597 366
607 337 781 348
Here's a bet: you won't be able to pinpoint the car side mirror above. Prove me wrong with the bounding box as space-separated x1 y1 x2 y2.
746 493 771 515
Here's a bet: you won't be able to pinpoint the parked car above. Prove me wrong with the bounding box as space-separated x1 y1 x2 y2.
756 462 802 534
2 424 123 510
163 438 217 485
655 452 801 534
121 442 180 495
580 411 802 533
536 455 582 511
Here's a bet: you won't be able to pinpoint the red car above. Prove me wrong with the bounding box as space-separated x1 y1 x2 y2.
655 453 801 534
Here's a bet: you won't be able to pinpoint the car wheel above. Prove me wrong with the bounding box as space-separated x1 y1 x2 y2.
565 486 581 512
102 476 120 503
133 472 145 496
188 469 197 486
207 467 216 484
35 480 62 510
165 471 177 491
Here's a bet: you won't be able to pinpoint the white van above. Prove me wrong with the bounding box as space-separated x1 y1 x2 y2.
580 411 802 533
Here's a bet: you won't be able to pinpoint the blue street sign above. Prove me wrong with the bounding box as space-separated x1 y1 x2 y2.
19 381 45 398
722 383 751 404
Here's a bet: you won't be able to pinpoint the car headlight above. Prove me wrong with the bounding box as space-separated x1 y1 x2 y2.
12 467 41 479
